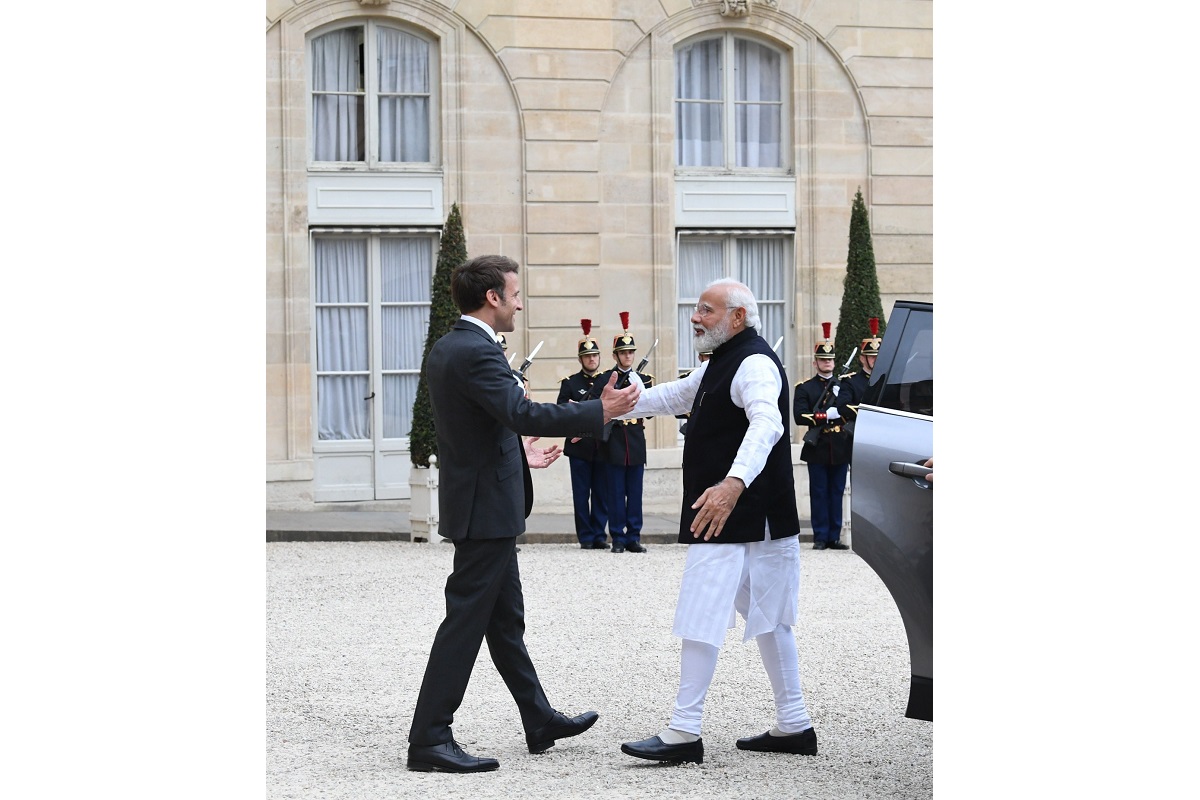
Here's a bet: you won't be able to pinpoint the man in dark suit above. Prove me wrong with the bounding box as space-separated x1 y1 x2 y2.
406 254 641 773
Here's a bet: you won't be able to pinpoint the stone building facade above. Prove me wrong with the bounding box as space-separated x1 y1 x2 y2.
266 0 932 513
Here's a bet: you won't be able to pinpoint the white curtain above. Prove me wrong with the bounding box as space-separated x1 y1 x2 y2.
315 238 370 440
735 40 782 168
312 29 363 162
675 39 722 167
378 28 430 163
738 238 785 346
676 239 724 369
380 238 431 438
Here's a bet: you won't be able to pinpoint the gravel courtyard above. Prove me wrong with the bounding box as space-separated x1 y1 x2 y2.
266 540 932 799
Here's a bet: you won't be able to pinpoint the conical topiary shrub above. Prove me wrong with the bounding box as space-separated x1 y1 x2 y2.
834 187 886 360
409 203 467 467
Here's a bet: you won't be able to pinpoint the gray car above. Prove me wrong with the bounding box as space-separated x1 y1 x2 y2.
849 300 933 721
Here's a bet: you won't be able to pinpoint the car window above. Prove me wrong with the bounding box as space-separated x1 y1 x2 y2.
875 311 932 417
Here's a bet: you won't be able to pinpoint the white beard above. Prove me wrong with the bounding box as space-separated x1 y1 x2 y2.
693 317 732 354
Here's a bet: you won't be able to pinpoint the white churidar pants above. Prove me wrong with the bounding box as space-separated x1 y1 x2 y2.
667 533 812 736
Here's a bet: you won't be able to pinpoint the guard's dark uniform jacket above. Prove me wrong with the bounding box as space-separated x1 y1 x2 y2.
589 368 653 465
844 369 870 410
793 373 854 465
680 328 801 545
557 369 605 460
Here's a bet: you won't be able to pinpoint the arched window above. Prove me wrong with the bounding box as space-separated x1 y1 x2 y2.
675 34 786 169
310 22 436 166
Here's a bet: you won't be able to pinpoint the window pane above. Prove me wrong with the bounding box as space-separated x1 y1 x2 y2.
381 306 427 371
676 239 725 368
378 28 430 163
380 238 431 302
738 238 786 348
736 103 781 167
675 39 722 167
676 39 721 100
316 308 368 371
312 29 364 162
314 239 368 303
676 102 722 167
383 374 418 439
734 39 782 168
735 40 781 102
318 375 371 440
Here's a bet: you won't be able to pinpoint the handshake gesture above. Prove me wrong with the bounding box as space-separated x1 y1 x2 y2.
599 371 640 423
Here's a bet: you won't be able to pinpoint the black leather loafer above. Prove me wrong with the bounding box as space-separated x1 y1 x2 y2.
406 740 500 772
611 544 626 553
620 735 703 764
625 541 647 553
826 541 849 550
735 727 817 755
526 710 599 754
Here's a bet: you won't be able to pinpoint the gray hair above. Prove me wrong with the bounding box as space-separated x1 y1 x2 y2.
706 278 760 329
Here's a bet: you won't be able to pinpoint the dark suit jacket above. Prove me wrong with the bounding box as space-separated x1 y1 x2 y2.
425 320 605 540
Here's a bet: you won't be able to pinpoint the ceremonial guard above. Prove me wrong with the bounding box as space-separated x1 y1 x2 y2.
844 316 882 419
557 320 610 549
590 312 653 553
793 323 854 550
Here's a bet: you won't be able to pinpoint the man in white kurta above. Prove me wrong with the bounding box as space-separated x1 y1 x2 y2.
616 279 818 765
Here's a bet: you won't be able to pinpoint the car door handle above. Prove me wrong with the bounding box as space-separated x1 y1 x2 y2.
889 460 932 486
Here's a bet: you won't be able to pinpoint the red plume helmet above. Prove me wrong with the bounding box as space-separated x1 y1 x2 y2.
577 318 599 356
861 316 882 356
613 311 636 352
815 321 836 357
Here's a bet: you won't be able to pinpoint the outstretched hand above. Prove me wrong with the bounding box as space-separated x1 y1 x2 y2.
689 477 745 541
599 371 640 423
523 436 562 469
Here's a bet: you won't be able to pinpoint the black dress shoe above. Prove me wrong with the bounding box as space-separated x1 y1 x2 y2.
812 542 827 550
611 544 626 553
526 710 599 754
620 735 703 764
735 727 818 755
407 740 500 773
591 541 610 550
826 541 849 550
625 541 647 553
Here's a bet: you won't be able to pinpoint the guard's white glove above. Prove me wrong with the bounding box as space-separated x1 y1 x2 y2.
831 384 840 396
825 406 841 421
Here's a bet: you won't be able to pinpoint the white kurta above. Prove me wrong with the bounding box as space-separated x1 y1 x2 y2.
625 350 801 648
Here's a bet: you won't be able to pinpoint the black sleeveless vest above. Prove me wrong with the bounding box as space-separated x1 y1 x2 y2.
679 327 800 544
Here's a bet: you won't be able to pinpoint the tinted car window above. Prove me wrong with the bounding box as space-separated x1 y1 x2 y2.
864 310 932 416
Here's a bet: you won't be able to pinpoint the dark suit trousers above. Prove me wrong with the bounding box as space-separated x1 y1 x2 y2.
408 537 553 746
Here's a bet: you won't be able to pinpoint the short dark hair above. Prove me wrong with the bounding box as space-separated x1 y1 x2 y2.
450 254 519 313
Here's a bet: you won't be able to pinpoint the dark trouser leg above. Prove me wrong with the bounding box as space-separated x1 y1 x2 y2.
408 538 517 746
569 457 593 544
484 542 555 731
588 459 608 542
605 462 628 546
827 463 849 541
624 464 644 543
807 462 831 543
